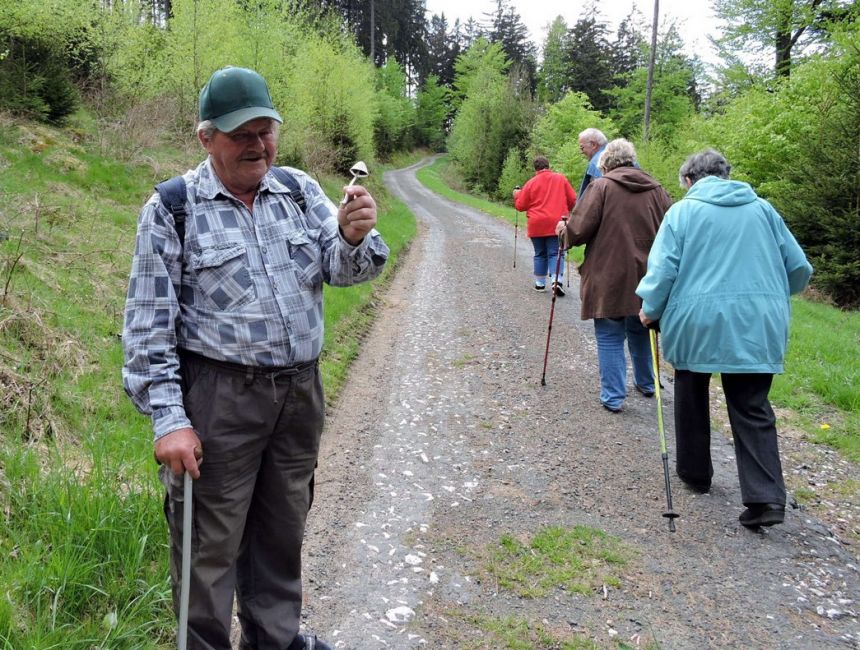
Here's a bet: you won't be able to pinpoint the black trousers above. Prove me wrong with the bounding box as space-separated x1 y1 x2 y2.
674 370 786 506
162 352 324 650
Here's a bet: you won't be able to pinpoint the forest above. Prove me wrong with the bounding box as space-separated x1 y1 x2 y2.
1 0 858 307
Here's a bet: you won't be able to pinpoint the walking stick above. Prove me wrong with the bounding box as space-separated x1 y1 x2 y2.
649 328 679 532
513 185 521 269
513 210 518 268
178 471 193 650
540 236 566 386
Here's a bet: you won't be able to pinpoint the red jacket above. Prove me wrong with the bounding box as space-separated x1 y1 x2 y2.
514 169 577 238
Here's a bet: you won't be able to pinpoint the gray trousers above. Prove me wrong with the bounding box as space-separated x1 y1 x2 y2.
674 370 786 506
161 352 324 650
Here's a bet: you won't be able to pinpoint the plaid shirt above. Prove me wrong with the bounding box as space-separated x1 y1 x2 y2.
122 159 389 440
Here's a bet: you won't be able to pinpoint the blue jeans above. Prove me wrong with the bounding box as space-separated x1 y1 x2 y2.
531 236 564 286
593 316 654 409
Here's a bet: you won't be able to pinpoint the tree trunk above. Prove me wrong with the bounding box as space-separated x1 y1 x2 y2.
643 0 659 142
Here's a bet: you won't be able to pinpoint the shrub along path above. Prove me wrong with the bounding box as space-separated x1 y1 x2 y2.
295 158 859 649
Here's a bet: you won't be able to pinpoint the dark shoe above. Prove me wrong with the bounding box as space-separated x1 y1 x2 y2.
288 634 332 650
601 402 622 413
634 384 655 398
534 283 546 292
677 471 710 493
680 478 710 494
739 503 785 528
552 282 565 297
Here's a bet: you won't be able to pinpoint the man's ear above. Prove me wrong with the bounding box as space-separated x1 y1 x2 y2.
197 130 210 150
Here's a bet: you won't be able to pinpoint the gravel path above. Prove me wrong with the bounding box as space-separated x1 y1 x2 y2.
298 159 859 649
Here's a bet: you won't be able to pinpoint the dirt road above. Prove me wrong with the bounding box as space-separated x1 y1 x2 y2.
300 159 859 648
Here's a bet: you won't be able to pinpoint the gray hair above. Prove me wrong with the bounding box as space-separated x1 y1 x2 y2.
196 118 280 141
678 149 732 187
578 128 608 146
598 138 636 173
196 119 218 141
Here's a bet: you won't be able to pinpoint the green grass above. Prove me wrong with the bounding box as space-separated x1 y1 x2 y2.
416 155 585 264
772 298 860 460
478 526 632 599
0 111 417 647
447 611 600 650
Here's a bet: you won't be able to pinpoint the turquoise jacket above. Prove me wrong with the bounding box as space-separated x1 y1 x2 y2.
636 176 813 373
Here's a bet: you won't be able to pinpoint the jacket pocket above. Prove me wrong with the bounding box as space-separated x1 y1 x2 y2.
287 228 322 287
191 243 256 311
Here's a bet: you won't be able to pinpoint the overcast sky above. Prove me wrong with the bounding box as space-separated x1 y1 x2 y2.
423 0 723 64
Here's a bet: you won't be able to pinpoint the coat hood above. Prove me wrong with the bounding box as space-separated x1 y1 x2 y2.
603 166 662 193
685 175 758 207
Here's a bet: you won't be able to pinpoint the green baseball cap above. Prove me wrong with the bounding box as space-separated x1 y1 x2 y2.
199 67 283 133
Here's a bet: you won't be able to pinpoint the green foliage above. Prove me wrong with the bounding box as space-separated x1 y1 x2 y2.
372 61 415 159
0 0 107 123
608 26 700 141
280 34 376 174
537 16 569 105
496 147 530 202
530 91 614 182
447 40 534 195
451 38 510 108
414 75 450 152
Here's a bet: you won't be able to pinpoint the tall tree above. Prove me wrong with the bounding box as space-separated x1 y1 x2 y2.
537 16 569 104
425 13 460 87
485 0 536 91
713 0 856 77
563 13 614 114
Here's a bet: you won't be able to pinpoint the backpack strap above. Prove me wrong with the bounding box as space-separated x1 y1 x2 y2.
154 168 306 254
154 176 188 250
269 166 306 214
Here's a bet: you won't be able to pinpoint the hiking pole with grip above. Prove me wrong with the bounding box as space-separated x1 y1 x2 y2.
513 186 520 268
178 470 193 650
649 328 679 532
540 232 566 386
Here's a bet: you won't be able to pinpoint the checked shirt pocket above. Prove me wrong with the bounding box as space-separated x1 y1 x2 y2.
286 228 322 287
191 243 257 311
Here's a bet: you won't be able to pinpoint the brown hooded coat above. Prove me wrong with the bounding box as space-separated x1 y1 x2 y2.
563 166 672 320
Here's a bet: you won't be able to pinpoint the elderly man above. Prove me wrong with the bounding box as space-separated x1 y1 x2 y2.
577 128 608 197
122 66 388 650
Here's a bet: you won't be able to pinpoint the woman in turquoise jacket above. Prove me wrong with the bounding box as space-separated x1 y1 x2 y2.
636 149 812 529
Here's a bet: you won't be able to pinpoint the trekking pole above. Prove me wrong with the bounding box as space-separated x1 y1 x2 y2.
649 328 679 532
513 186 520 268
566 250 570 289
178 470 193 650
540 235 566 386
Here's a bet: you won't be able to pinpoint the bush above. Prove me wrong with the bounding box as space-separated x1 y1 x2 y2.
0 35 78 124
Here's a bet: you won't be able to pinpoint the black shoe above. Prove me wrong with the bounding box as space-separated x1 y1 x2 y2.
288 634 332 650
534 283 546 292
552 282 565 297
739 503 785 528
601 402 622 413
677 472 710 494
680 478 710 494
634 384 655 398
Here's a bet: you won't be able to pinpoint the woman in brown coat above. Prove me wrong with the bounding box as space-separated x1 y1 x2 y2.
557 138 672 412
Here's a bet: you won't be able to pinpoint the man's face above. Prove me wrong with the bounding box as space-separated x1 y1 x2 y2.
579 138 598 160
199 117 278 194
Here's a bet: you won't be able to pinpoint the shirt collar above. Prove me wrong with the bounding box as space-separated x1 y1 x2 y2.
197 158 288 200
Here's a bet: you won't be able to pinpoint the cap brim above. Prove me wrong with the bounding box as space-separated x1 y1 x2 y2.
212 107 283 133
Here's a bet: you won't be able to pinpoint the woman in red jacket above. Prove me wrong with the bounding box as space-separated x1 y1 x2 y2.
513 156 577 295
